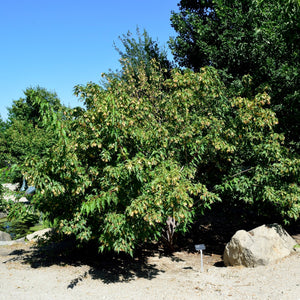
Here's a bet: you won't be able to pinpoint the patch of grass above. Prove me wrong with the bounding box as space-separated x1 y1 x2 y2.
0 217 8 224
29 223 46 232
0 217 9 233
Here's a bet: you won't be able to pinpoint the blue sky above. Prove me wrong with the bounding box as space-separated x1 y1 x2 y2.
0 0 179 120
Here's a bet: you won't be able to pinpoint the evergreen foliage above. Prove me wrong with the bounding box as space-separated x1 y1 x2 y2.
170 0 300 148
114 27 173 80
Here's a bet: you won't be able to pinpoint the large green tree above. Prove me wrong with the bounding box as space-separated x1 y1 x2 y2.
26 58 299 255
170 0 300 148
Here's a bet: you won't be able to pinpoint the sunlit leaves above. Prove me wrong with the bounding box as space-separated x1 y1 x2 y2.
25 57 299 255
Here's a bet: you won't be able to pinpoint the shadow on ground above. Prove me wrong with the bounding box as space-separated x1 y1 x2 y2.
4 238 164 286
3 203 298 287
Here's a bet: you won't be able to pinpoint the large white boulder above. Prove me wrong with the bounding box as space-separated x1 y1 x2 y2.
223 224 297 267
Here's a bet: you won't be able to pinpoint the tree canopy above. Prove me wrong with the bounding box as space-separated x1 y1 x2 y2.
114 27 173 80
170 0 300 148
8 86 64 127
1 9 299 254
25 58 299 255
0 87 64 170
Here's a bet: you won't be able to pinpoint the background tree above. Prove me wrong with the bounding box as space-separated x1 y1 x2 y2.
1 120 55 166
170 0 300 149
0 87 65 180
113 27 174 80
0 116 8 166
7 86 63 127
0 116 7 133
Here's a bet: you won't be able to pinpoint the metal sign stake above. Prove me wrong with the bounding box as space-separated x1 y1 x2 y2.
200 249 204 272
195 244 206 273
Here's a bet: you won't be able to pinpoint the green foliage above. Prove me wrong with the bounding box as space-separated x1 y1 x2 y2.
6 201 40 239
0 188 5 211
25 57 299 254
0 188 40 239
1 8 298 254
114 27 173 81
7 86 63 127
0 117 9 169
0 167 5 204
170 0 300 148
0 120 55 167
0 115 7 133
0 87 65 175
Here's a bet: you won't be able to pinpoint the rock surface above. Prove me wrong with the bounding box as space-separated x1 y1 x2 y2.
26 228 52 242
0 230 12 241
2 183 30 203
0 212 7 218
223 224 297 267
2 183 20 192
0 237 25 245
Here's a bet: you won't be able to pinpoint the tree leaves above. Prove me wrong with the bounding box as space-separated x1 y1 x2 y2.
170 0 300 149
24 56 299 254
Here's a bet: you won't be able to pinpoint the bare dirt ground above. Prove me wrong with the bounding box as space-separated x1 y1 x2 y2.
0 239 299 300
1 199 299 299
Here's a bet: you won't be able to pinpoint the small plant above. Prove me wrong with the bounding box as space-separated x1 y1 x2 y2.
0 198 9 212
0 165 22 185
7 202 39 239
0 194 5 212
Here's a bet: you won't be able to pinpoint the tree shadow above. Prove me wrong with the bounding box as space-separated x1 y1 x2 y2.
6 238 164 287
174 202 284 256
213 261 225 268
87 254 162 284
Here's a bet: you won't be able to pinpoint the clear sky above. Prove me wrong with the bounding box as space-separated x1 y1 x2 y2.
0 0 179 120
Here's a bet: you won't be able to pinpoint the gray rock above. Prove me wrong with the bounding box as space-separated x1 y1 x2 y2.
2 183 20 192
0 230 12 241
26 228 52 242
223 224 297 267
18 196 30 203
0 241 15 245
0 212 7 218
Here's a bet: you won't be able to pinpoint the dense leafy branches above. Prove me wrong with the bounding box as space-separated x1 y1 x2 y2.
25 58 299 255
8 86 63 127
170 0 300 148
1 120 55 167
0 87 64 175
1 7 298 254
114 28 173 80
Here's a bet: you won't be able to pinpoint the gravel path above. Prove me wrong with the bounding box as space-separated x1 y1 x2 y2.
0 242 299 300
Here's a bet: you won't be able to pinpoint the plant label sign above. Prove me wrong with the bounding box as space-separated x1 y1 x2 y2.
195 244 206 251
195 244 206 272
